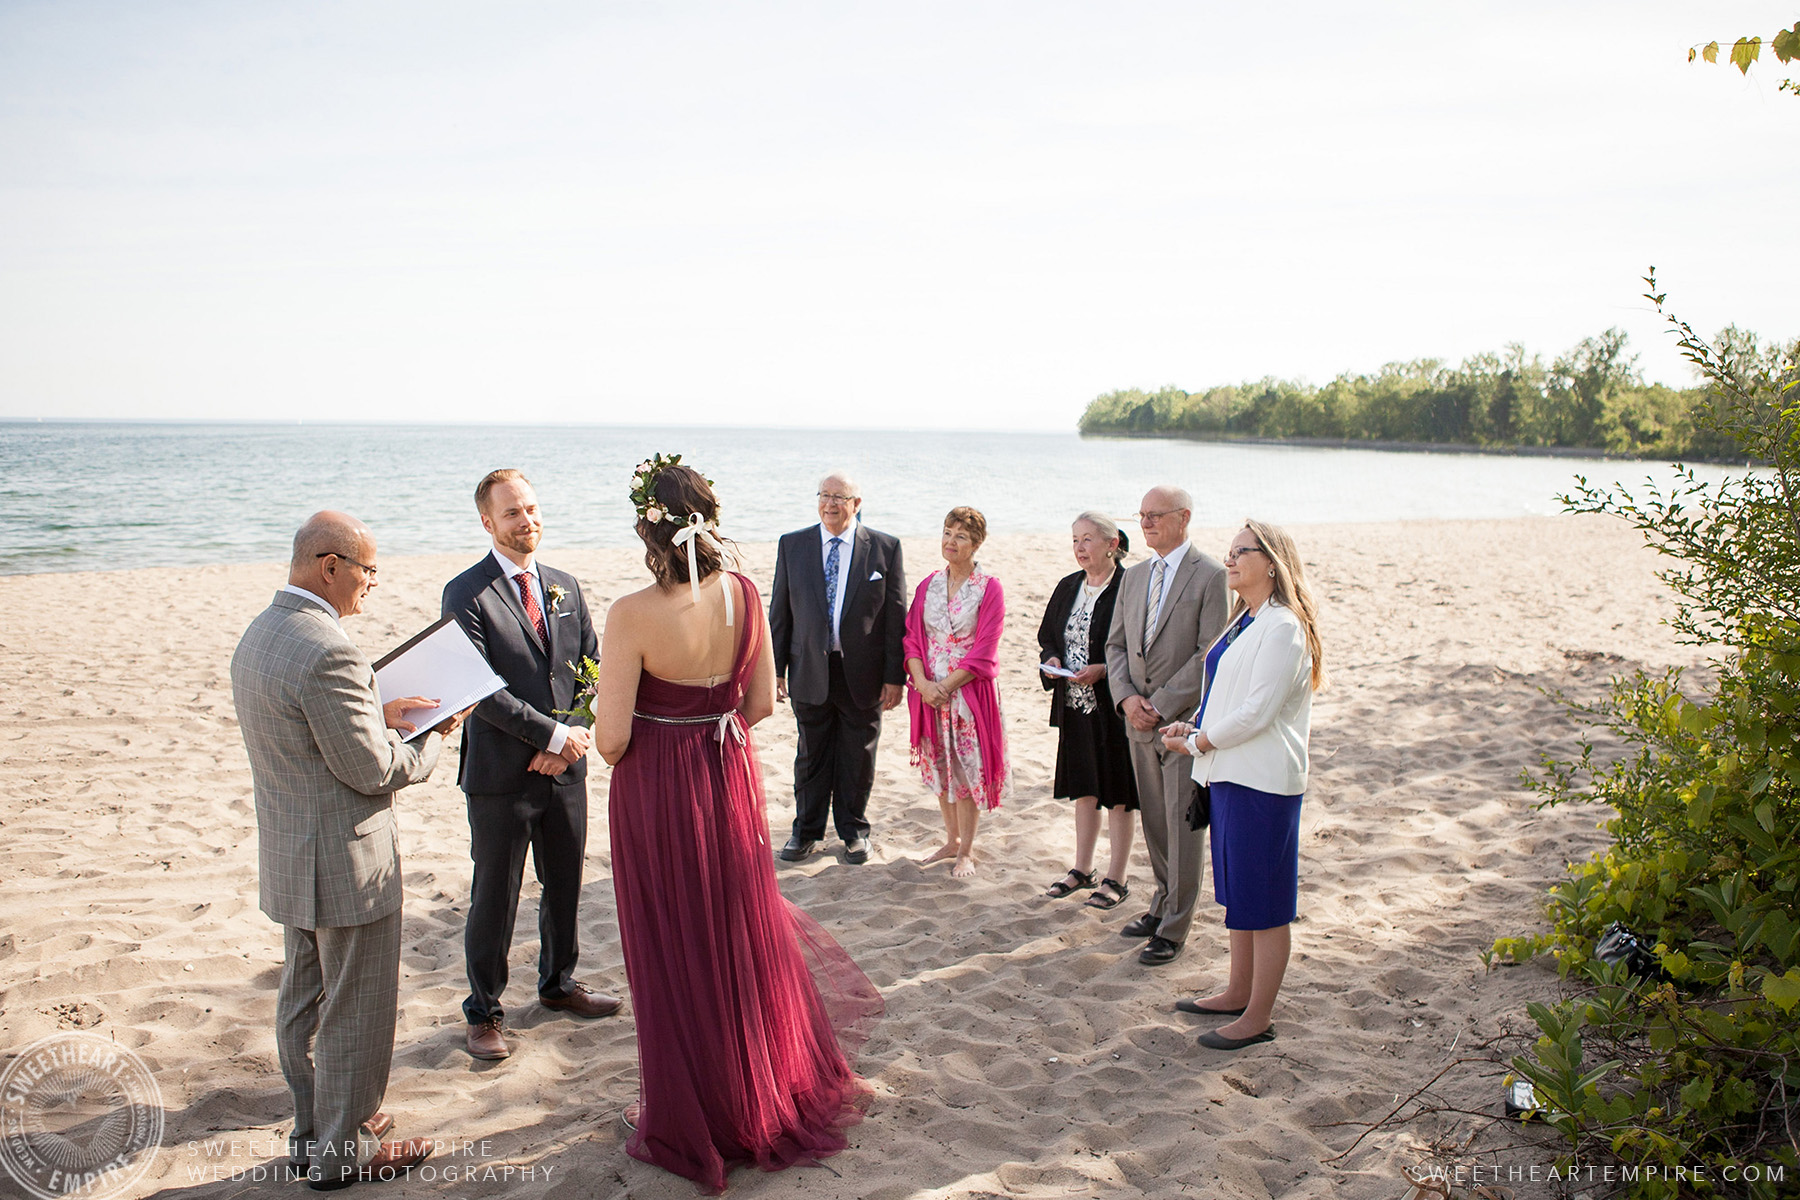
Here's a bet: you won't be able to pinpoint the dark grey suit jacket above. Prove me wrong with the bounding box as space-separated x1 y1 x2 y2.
441 556 598 796
769 522 906 709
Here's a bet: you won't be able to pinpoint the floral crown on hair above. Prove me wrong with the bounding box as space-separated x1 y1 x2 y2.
630 452 719 525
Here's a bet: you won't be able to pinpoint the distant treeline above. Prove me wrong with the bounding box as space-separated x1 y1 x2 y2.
1079 327 1796 460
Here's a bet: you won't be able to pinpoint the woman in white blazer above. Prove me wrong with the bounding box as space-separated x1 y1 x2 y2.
1160 519 1323 1052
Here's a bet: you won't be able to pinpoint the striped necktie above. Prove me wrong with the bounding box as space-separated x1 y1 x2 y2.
1143 558 1167 646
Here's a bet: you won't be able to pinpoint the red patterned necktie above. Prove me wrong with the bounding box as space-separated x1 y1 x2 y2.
514 572 548 649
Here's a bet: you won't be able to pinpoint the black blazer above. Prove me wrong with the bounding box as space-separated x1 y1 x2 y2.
769 522 906 709
1037 567 1125 732
441 555 598 796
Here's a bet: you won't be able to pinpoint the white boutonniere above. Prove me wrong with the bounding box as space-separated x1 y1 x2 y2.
546 583 568 613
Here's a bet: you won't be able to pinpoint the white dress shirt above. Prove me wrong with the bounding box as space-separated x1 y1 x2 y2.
490 548 569 755
819 521 856 653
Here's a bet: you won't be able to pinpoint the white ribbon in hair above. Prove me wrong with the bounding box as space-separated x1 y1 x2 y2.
670 511 733 625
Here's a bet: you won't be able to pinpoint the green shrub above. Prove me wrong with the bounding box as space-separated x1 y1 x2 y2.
1493 275 1800 1196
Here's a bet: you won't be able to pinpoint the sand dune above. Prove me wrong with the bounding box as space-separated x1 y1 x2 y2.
0 515 1702 1198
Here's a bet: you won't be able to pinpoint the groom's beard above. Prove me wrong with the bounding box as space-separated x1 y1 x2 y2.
496 527 541 557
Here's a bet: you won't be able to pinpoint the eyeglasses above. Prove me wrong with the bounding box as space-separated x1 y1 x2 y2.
817 492 859 504
1135 508 1184 524
316 551 378 577
1222 545 1265 563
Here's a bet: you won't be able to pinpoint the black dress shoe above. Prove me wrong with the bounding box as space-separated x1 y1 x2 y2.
778 837 818 862
844 837 870 865
1120 912 1161 940
1198 1026 1276 1050
1138 936 1183 966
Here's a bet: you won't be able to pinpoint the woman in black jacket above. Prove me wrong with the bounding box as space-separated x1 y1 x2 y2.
1037 511 1138 909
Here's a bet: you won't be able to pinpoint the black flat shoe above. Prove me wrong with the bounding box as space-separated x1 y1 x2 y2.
1120 912 1160 939
778 837 818 862
1138 936 1183 966
1197 1026 1276 1050
1176 998 1247 1016
844 837 871 865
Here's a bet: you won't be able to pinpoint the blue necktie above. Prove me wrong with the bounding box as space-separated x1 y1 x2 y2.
825 536 842 651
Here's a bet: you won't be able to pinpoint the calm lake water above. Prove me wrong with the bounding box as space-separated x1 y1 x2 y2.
0 421 1750 575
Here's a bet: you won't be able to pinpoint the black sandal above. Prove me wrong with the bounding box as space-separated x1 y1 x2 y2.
1044 868 1097 898
1084 878 1129 910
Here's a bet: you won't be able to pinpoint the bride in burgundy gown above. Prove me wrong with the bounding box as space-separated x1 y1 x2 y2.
592 458 882 1194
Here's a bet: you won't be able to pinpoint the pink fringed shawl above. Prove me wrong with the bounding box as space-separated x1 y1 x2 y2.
904 569 1008 807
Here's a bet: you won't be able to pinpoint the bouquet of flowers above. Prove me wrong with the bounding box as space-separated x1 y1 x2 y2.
554 656 601 726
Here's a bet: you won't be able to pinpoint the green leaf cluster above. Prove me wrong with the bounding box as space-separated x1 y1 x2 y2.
1496 276 1800 1196
1074 329 1772 460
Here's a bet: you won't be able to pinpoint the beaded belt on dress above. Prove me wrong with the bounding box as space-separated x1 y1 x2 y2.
633 709 746 749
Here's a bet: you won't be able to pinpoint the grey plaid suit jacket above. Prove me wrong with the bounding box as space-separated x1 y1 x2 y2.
231 591 442 930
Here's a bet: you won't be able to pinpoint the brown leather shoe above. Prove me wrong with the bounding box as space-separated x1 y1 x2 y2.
539 983 624 1019
465 1018 509 1060
288 1114 394 1171
360 1138 434 1181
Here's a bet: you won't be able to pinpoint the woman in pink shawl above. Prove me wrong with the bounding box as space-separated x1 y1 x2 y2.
905 505 1009 878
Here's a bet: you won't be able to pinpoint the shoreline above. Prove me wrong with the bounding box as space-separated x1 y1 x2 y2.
1081 428 1758 466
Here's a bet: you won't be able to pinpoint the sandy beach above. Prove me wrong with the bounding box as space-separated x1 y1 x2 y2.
0 515 1707 1199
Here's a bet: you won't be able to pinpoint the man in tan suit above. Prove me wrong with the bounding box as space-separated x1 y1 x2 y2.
1105 486 1229 966
231 511 468 1190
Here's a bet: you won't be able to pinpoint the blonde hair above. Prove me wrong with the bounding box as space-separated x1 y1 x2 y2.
1232 518 1325 691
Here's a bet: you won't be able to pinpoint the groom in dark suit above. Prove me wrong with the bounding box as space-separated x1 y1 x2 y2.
770 470 906 864
442 469 620 1062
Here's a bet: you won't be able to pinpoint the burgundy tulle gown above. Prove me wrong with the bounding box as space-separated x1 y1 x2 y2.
608 573 883 1194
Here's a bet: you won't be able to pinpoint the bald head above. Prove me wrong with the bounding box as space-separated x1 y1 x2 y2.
291 511 372 570
288 511 379 617
1138 485 1193 555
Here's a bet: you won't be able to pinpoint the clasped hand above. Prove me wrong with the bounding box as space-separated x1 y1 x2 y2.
532 725 593 775
1122 694 1162 732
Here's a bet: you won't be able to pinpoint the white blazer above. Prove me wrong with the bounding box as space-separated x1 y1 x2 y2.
1188 599 1313 796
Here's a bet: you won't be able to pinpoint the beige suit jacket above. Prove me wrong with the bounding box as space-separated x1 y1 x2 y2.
231 591 442 930
1104 544 1230 743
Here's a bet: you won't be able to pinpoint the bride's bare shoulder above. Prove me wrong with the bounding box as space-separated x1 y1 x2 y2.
602 583 666 622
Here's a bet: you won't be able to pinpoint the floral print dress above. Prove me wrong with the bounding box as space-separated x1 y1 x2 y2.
912 568 1009 810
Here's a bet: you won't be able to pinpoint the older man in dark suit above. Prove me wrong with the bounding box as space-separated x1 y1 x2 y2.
769 470 906 864
232 511 464 1190
442 469 621 1063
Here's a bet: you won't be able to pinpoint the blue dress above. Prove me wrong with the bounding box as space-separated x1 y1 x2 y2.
1196 613 1303 931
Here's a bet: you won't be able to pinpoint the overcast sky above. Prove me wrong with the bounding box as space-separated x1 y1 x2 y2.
1 1 1793 430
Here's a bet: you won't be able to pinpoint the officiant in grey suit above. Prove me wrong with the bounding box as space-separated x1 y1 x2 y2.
232 510 462 1189
441 469 620 1064
1105 486 1229 966
769 470 907 864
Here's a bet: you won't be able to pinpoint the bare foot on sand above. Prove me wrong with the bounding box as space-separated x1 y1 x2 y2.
952 854 977 878
920 843 960 866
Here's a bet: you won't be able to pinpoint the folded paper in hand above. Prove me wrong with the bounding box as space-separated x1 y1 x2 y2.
373 617 506 741
1039 663 1079 678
